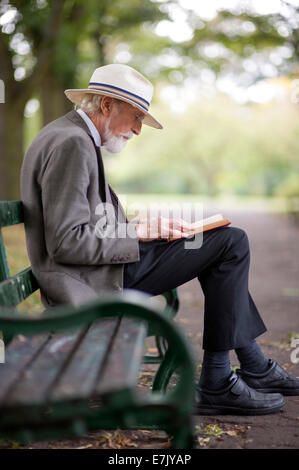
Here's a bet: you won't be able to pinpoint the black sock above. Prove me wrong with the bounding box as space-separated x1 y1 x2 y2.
235 339 269 373
199 350 231 391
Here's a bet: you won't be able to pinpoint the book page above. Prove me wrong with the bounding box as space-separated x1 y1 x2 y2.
189 213 224 230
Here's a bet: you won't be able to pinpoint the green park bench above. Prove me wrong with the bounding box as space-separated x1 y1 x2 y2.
0 200 195 448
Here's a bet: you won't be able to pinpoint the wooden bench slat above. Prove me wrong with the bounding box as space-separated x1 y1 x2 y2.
1 317 147 408
50 318 120 402
3 328 86 406
95 317 147 397
0 268 39 307
0 201 23 227
0 334 50 405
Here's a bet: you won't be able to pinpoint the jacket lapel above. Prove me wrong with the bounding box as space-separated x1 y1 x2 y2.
94 145 108 204
65 110 108 204
65 110 127 223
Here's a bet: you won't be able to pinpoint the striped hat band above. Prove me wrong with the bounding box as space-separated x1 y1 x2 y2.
64 64 162 129
88 82 150 112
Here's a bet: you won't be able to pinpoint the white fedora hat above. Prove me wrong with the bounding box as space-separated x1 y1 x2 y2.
65 63 163 130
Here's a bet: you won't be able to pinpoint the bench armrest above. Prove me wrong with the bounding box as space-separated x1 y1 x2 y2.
0 289 195 411
0 290 170 335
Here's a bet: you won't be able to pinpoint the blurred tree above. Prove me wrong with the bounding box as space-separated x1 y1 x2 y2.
0 0 168 198
0 0 298 199
0 0 67 198
152 1 299 85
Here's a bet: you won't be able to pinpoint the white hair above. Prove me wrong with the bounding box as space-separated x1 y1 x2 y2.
77 94 103 114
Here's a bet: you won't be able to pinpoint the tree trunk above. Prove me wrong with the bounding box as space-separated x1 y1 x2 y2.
40 75 73 126
0 0 70 200
0 95 26 200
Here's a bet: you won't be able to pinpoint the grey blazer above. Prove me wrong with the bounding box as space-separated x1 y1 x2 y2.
20 110 140 308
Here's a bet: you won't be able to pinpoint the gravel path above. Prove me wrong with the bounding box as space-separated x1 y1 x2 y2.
177 210 299 449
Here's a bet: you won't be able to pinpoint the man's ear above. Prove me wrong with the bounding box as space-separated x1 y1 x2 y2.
100 96 114 117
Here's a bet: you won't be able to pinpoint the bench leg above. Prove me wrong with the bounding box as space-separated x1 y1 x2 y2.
2 331 14 345
161 288 180 315
152 349 178 393
86 402 195 449
144 288 180 364
168 418 195 449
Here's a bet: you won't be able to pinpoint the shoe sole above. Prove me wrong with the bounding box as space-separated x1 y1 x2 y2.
194 402 285 416
253 388 299 396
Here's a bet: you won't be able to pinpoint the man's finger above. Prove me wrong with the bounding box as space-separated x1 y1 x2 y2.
170 218 193 231
170 229 189 238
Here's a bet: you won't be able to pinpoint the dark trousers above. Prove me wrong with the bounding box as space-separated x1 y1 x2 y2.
123 226 267 351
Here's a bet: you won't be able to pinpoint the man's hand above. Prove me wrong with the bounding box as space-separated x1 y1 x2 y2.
135 215 193 241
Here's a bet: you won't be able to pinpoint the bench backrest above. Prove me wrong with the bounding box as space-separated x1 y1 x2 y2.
0 201 39 308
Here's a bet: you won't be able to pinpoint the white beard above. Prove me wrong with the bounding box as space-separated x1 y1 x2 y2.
103 118 133 154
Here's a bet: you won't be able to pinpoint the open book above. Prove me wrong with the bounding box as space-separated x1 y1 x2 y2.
170 213 231 240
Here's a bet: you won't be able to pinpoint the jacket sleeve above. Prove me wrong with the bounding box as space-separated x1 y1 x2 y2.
40 136 140 265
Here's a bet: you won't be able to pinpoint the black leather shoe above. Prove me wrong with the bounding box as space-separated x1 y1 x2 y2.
236 359 299 396
194 371 285 415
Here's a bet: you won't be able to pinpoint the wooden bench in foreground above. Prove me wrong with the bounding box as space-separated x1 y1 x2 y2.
0 200 195 448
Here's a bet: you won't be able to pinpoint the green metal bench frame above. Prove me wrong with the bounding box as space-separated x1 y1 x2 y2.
0 200 195 448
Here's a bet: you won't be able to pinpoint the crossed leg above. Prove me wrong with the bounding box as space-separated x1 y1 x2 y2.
123 225 266 351
123 225 299 414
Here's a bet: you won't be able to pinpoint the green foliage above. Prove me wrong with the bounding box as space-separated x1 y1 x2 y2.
106 94 299 197
183 5 299 76
1 0 298 200
275 173 299 198
6 0 169 86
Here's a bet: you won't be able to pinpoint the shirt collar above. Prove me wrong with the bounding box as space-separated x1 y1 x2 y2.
76 108 101 147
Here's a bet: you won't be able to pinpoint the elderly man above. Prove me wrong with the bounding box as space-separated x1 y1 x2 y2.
21 64 299 416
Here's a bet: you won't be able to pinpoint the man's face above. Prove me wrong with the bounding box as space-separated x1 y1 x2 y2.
103 99 145 154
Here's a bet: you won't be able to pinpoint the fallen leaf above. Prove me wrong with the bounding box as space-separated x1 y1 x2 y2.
16 334 26 342
205 424 224 436
161 441 171 448
225 430 238 437
197 437 210 447
179 318 190 324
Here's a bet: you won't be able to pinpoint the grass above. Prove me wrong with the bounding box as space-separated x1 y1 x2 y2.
2 224 44 313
